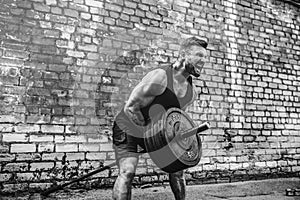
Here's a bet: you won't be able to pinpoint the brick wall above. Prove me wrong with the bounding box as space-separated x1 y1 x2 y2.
0 0 300 194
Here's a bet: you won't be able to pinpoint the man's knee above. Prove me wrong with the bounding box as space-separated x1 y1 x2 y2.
119 166 135 180
118 157 138 180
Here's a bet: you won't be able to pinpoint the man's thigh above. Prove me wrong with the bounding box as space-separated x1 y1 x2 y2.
113 121 144 165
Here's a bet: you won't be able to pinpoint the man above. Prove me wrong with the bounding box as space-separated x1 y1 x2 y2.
112 37 208 200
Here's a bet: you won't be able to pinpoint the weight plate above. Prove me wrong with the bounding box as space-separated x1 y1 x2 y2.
144 108 202 173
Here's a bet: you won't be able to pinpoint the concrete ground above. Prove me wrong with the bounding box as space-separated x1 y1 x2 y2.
1 178 300 200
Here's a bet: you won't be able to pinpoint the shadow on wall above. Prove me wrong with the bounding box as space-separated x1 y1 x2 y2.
95 47 171 127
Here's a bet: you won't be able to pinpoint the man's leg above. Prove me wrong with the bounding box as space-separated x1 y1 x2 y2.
169 170 186 200
113 156 139 200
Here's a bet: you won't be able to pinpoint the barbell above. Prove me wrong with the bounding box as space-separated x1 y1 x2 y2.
41 108 209 196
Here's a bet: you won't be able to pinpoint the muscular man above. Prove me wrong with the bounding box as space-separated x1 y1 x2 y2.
112 37 208 200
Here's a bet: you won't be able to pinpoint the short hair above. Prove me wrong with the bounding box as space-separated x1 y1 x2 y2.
180 37 208 52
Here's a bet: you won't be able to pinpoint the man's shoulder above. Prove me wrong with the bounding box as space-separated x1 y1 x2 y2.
143 67 168 83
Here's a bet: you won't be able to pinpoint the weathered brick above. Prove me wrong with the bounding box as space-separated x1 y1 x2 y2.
2 134 28 142
38 143 54 152
78 44 98 52
79 143 100 152
3 163 28 172
2 183 28 193
29 182 52 190
0 114 25 123
16 153 41 161
0 173 13 182
4 50 29 59
15 124 40 133
32 37 55 45
33 3 50 12
30 162 54 171
29 135 53 142
86 152 106 160
64 135 86 143
16 173 34 181
64 9 79 18
66 152 85 161
66 50 85 58
45 0 57 5
85 0 104 8
55 144 78 152
0 154 15 162
45 13 67 23
81 12 91 20
100 143 113 151
51 6 62 14
42 153 64 161
11 144 36 153
41 125 64 133
69 2 88 12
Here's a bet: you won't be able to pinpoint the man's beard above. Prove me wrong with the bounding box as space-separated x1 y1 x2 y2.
185 63 200 77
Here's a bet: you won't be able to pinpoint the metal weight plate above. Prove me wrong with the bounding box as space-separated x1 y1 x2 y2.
165 109 202 169
144 108 202 173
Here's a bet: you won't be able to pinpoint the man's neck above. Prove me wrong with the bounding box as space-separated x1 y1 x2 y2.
172 64 190 83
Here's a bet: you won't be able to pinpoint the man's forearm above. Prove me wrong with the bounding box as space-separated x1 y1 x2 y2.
124 106 145 126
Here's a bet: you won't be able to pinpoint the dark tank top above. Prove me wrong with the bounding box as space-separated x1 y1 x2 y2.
140 66 193 123
115 66 193 134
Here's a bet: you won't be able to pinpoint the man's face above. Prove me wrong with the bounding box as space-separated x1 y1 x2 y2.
184 45 207 77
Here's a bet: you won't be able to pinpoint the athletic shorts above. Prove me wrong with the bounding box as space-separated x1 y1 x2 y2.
112 121 146 162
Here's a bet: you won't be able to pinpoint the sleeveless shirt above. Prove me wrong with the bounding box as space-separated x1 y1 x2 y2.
114 65 193 135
